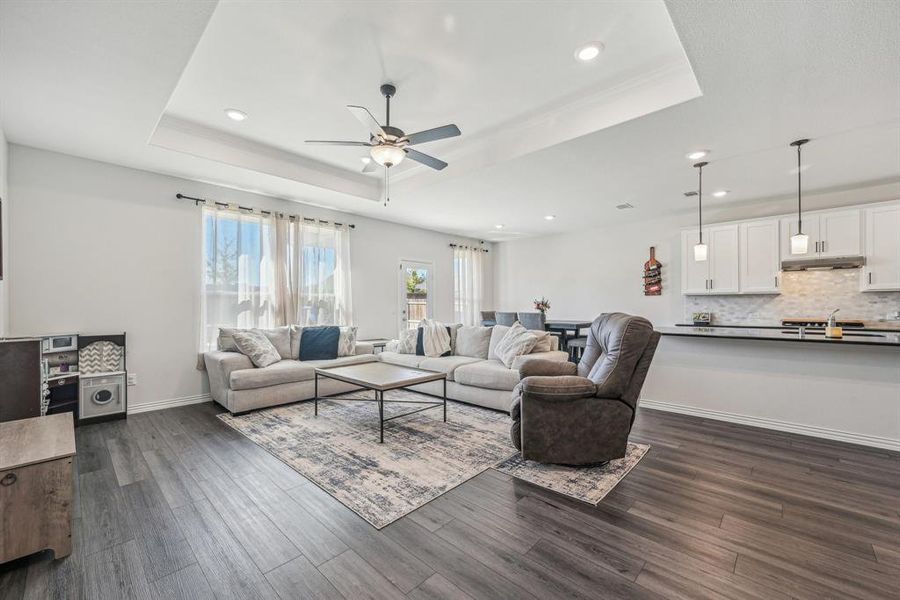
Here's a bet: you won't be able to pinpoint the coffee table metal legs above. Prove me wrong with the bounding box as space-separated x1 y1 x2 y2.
378 389 384 443
314 372 318 416
443 378 447 422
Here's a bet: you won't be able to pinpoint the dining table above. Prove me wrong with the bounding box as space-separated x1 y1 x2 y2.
543 319 593 350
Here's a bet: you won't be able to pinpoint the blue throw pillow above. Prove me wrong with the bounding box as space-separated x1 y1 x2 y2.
299 326 340 361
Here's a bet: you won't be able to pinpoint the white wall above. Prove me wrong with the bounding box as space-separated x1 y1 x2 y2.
0 127 8 335
493 183 900 449
8 144 492 409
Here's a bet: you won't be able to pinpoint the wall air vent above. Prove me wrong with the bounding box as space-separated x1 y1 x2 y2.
616 203 634 210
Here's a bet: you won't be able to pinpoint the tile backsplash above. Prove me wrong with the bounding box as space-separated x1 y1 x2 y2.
683 270 900 324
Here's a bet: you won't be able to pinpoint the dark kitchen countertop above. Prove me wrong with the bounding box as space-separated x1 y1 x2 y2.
660 325 900 347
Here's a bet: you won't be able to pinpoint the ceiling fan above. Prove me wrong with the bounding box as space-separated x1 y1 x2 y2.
306 83 461 204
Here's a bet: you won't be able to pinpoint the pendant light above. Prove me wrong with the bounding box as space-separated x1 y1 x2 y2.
693 161 708 261
790 138 810 254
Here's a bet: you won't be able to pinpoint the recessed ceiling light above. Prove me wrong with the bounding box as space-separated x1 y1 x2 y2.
686 150 708 160
495 224 505 229
575 42 603 62
616 203 634 210
712 190 728 198
224 108 247 122
544 215 556 221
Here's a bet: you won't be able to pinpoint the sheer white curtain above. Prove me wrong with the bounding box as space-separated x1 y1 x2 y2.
453 245 483 326
200 206 278 351
200 206 353 352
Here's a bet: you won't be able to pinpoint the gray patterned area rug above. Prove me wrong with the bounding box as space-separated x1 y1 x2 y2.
495 443 650 505
218 389 648 528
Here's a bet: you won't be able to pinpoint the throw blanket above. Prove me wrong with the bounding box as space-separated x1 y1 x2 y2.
421 319 452 357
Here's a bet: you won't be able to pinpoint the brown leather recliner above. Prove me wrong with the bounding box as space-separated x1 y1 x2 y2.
510 313 661 465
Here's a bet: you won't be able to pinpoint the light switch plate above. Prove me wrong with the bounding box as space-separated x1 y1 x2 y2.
127 373 137 386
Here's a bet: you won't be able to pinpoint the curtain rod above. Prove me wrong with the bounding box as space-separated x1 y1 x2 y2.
449 243 489 253
176 193 356 229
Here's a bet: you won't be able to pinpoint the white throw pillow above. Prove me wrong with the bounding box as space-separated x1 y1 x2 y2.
232 330 282 368
337 326 358 357
493 322 538 368
487 325 511 360
396 328 418 354
455 326 492 359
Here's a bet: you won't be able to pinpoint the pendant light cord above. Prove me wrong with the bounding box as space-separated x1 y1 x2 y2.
694 161 707 244
797 143 802 233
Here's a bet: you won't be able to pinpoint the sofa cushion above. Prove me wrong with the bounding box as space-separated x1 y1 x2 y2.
230 360 315 391
453 359 520 391
494 322 538 368
299 326 340 361
232 330 282 368
303 354 379 370
511 350 570 371
455 326 492 359
488 325 510 360
417 356 482 381
219 326 292 359
338 326 358 357
378 351 427 368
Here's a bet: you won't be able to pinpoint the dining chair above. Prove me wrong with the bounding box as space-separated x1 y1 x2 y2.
480 311 496 326
495 312 518 326
516 312 546 330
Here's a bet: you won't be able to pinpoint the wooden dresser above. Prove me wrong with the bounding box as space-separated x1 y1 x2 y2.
0 413 76 563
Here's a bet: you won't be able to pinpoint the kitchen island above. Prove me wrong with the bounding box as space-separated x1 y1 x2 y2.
641 326 900 452
658 325 900 347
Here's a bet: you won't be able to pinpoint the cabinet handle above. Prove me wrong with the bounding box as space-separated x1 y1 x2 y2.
1 473 16 486
775 276 778 288
815 241 819 253
821 240 826 253
710 279 713 290
868 272 873 285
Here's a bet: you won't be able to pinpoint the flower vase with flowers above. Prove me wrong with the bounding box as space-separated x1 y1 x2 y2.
533 297 551 315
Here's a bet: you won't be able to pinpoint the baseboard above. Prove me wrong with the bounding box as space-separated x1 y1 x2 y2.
128 393 211 415
639 399 900 452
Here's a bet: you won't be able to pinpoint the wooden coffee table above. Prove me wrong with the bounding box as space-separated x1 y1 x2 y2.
313 362 447 443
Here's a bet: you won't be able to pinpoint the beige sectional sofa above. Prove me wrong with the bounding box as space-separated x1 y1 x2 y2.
378 324 568 411
205 342 376 414
204 324 567 414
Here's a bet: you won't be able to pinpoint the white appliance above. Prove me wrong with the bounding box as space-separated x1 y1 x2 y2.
79 374 126 420
42 334 78 353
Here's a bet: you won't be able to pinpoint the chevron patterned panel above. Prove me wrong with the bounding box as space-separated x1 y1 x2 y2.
79 341 124 374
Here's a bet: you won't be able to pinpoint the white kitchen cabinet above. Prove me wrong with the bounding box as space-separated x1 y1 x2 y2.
819 210 861 257
862 204 900 291
780 209 860 261
708 225 740 294
740 219 780 293
681 225 740 295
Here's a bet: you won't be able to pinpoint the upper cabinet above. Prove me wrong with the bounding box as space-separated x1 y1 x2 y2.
740 219 780 294
681 224 740 295
780 209 861 261
862 204 900 291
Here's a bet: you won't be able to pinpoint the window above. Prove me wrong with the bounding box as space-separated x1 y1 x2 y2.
200 206 352 352
453 246 483 326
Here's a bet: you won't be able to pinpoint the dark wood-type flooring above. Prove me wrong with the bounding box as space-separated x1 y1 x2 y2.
1 401 899 599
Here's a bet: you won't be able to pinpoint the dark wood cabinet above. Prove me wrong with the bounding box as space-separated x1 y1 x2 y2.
0 340 42 423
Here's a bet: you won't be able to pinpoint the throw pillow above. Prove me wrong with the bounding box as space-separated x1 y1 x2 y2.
232 330 282 368
396 328 418 354
487 325 511 360
530 330 553 353
455 326 492 359
299 326 341 361
494 322 538 368
217 327 243 352
259 326 292 360
337 326 358 357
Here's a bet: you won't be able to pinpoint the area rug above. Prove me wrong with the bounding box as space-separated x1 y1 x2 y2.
218 389 649 528
494 442 650 505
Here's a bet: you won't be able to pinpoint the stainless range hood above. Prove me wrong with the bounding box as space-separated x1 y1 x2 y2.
781 256 866 271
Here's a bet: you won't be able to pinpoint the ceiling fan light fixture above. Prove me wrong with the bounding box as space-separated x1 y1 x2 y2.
686 150 708 160
370 144 405 167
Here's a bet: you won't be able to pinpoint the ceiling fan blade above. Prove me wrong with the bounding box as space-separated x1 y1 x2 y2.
305 140 372 146
405 124 461 146
361 159 377 173
347 105 386 139
405 148 448 171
